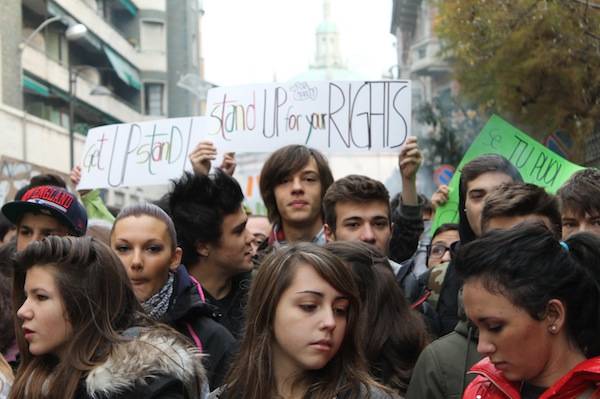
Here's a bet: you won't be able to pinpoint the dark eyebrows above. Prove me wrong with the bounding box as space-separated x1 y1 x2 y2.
468 188 486 196
296 290 323 297
301 170 319 176
295 290 349 301
232 219 248 233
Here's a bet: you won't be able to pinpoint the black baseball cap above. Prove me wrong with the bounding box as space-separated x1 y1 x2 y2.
1 185 88 236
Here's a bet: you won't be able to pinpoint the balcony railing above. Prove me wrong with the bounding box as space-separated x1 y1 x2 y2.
409 38 451 76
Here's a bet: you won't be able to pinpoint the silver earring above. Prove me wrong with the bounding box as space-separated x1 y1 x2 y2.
549 325 557 333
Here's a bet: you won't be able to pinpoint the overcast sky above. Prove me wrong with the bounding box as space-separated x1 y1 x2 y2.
202 0 397 87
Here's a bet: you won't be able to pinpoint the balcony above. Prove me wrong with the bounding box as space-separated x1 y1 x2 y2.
409 38 451 76
22 45 148 123
52 0 166 72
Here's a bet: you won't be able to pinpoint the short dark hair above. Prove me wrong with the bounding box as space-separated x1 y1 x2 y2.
455 224 600 358
323 175 390 231
259 145 333 225
0 213 15 242
430 223 459 242
14 173 67 201
168 171 244 266
481 183 561 238
458 154 523 243
557 168 600 218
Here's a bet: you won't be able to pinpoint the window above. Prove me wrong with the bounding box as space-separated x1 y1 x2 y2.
113 191 125 208
144 83 165 116
141 20 166 53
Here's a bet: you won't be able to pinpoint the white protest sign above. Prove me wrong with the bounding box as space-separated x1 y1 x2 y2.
77 117 218 190
206 80 411 153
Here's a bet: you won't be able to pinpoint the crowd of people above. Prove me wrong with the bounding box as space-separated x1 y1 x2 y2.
1 136 600 399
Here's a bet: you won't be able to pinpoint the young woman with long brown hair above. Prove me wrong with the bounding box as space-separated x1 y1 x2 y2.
9 235 206 399
326 241 429 395
211 242 397 399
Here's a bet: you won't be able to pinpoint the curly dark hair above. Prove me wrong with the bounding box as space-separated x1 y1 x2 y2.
167 171 244 266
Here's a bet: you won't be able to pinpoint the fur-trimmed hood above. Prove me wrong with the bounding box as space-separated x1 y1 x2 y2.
84 327 207 398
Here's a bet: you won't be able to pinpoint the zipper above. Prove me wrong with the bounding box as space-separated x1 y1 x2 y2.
468 370 518 399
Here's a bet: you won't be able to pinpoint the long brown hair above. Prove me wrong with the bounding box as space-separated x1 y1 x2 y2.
326 241 429 395
259 145 334 225
10 236 146 399
222 242 376 399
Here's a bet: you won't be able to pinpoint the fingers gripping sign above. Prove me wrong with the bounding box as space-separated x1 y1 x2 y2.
399 136 423 182
398 136 422 206
189 141 217 176
219 152 237 177
431 185 450 210
70 165 91 197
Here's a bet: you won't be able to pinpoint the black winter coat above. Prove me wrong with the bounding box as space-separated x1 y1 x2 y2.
164 266 236 390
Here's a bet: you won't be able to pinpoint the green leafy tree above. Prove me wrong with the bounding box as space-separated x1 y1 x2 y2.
434 0 600 161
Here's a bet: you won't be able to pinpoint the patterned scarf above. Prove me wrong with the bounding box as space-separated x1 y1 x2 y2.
141 272 175 321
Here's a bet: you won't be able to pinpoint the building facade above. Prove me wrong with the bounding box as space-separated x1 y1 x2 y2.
390 0 452 127
0 0 208 206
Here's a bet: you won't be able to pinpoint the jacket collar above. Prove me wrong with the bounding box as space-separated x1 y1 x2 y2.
470 358 522 398
84 327 206 398
470 357 600 399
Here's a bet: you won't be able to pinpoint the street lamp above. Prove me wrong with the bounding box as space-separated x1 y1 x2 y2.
20 16 87 50
19 16 87 168
69 65 116 169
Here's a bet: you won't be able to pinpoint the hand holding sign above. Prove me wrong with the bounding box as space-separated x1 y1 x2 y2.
431 115 585 233
70 166 90 196
219 153 237 177
77 80 413 190
431 185 449 211
399 136 422 182
189 140 217 176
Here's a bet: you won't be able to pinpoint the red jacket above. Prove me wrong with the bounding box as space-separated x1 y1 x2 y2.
463 357 600 399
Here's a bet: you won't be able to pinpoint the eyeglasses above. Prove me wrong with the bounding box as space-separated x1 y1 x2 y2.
428 241 460 259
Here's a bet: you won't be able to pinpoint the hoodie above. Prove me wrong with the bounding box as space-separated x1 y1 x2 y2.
76 327 207 399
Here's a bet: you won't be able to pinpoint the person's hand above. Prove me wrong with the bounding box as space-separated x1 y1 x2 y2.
189 141 217 176
431 184 449 210
70 166 90 196
219 152 237 176
399 136 422 181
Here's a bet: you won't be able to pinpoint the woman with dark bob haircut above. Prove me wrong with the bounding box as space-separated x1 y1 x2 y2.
9 236 207 399
455 223 600 398
211 242 397 399
326 241 429 396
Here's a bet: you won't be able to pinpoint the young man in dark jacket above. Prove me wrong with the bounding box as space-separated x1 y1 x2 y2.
166 171 253 339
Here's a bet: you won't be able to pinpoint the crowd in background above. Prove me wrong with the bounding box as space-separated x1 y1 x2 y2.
0 137 600 399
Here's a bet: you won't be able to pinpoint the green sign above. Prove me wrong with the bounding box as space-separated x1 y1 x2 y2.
431 115 584 233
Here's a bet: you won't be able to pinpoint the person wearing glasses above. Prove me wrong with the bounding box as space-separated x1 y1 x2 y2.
426 224 460 269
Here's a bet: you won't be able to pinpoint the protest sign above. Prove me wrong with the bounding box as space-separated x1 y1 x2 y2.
431 115 584 233
77 117 217 190
77 80 411 190
205 80 411 153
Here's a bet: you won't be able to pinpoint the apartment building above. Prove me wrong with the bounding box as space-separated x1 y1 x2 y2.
0 0 208 207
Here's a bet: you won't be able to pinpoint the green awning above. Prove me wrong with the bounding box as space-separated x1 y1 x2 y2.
119 0 138 16
103 46 142 90
23 76 50 97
